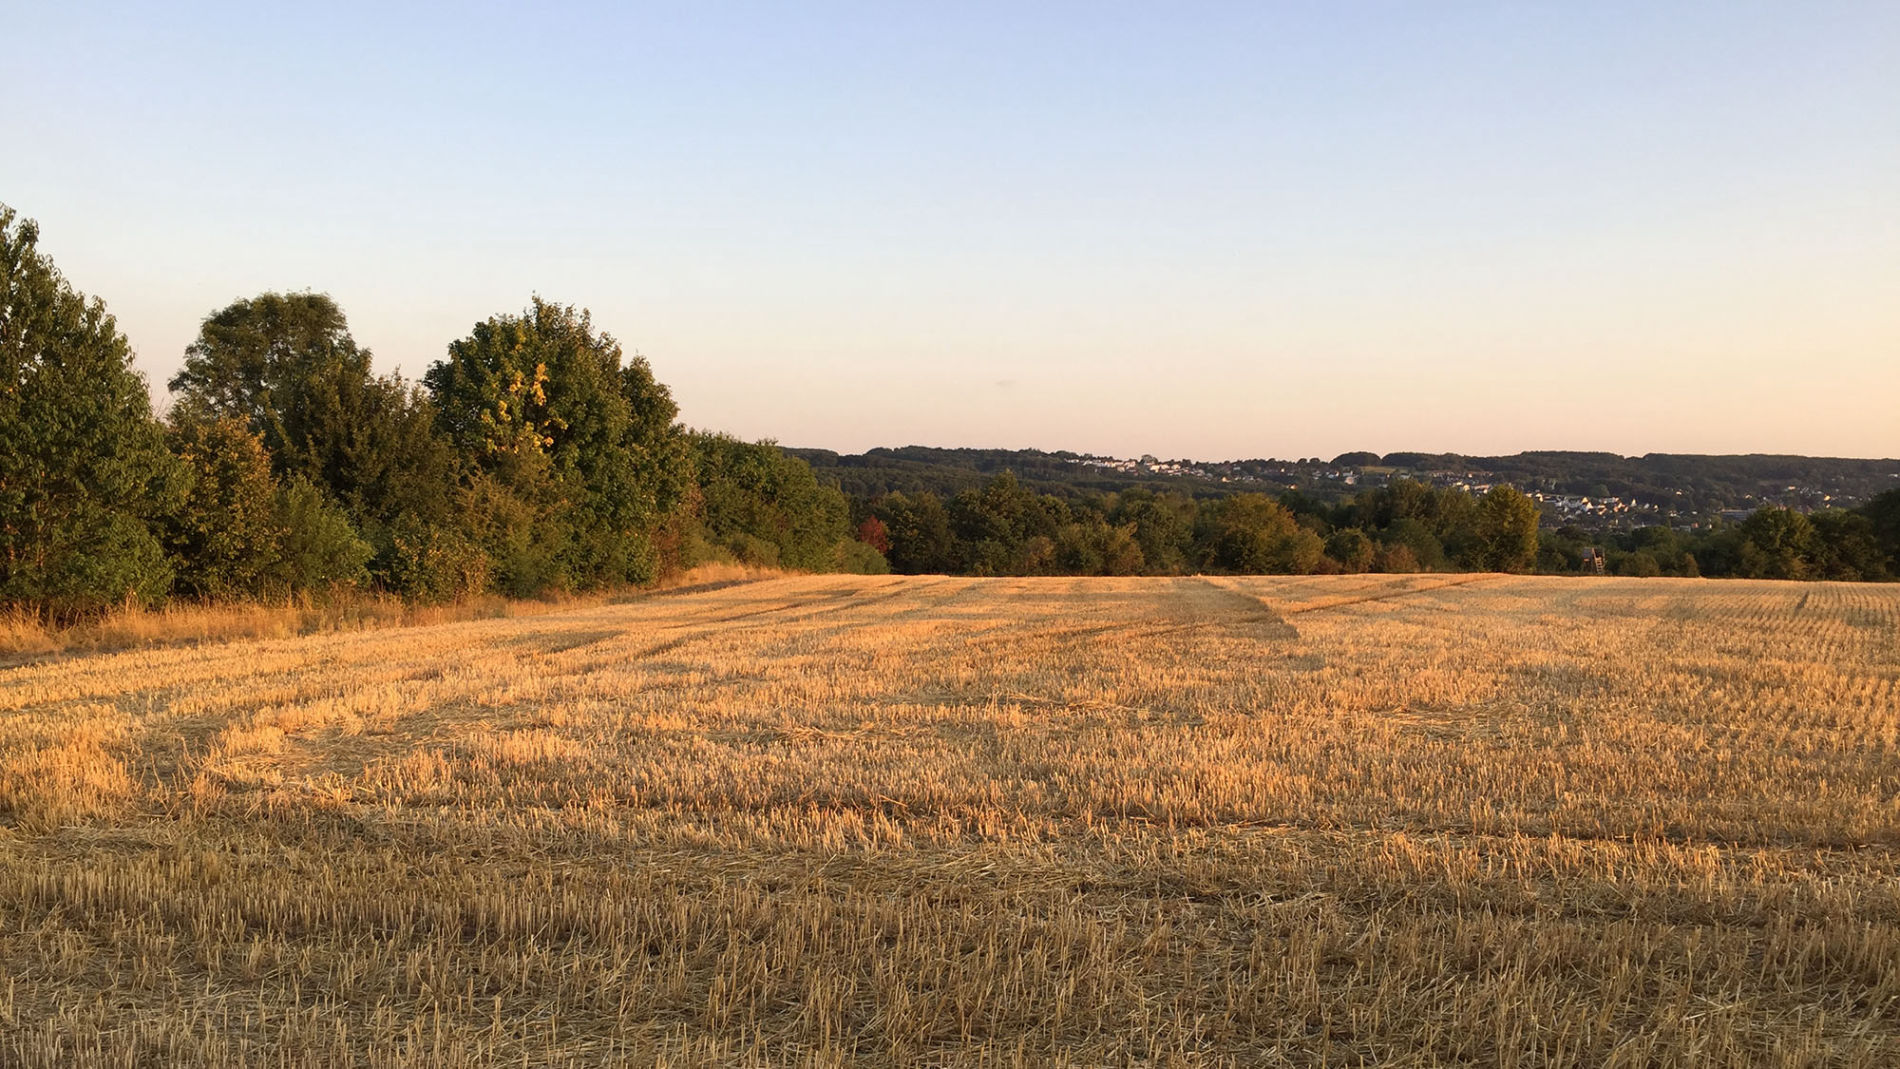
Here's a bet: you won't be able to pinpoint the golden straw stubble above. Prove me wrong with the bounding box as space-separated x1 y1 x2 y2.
1 574 1895 1066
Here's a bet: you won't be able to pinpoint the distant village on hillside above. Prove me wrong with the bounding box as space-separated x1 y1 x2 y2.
787 445 1900 535
1067 453 1899 531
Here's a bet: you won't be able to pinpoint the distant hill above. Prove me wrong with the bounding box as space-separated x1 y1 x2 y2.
785 446 1231 499
790 445 1900 519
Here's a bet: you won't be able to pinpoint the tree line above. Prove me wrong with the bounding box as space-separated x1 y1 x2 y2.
867 475 1538 577
2 206 880 620
796 445 1900 518
5 204 1893 621
858 473 1898 581
1540 503 1898 581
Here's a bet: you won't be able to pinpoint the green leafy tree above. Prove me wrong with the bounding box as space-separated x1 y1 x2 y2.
1100 522 1146 577
1110 489 1193 574
163 407 373 599
1373 542 1421 573
1433 490 1484 565
165 413 284 598
429 299 685 588
876 492 956 574
1860 489 1900 578
1350 478 1438 530
1340 478 1481 567
946 472 1070 575
1325 527 1376 574
1806 510 1887 581
618 352 692 524
269 476 373 593
1736 507 1814 580
1053 520 1107 575
690 434 864 572
1380 517 1447 571
1199 494 1324 574
1616 550 1664 577
0 206 186 617
833 538 892 575
1469 485 1540 572
377 509 489 602
171 292 369 490
171 291 460 593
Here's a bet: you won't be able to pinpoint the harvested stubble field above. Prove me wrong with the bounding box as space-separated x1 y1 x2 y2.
2 574 1897 1067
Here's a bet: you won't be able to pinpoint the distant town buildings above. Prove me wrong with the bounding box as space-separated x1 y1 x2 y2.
1056 451 1884 535
1059 451 1895 534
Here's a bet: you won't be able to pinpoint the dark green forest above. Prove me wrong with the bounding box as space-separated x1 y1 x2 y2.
793 446 1900 515
855 474 1897 582
4 205 1896 620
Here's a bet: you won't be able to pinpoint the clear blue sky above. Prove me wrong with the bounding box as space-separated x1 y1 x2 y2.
6 2 1896 459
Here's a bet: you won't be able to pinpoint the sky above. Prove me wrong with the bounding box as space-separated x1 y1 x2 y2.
5 2 1897 460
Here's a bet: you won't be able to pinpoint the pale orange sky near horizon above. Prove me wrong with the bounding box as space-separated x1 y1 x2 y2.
7 3 1897 460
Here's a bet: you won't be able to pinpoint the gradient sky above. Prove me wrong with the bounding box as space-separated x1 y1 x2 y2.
6 2 1896 459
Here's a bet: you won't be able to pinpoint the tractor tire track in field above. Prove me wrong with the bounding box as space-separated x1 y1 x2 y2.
1209 572 1499 623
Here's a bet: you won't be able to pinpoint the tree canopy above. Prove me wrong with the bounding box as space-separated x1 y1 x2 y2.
0 205 185 617
427 299 689 589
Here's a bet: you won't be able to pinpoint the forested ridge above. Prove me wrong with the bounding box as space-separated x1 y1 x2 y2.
4 205 1895 621
793 446 1900 514
849 473 1897 582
